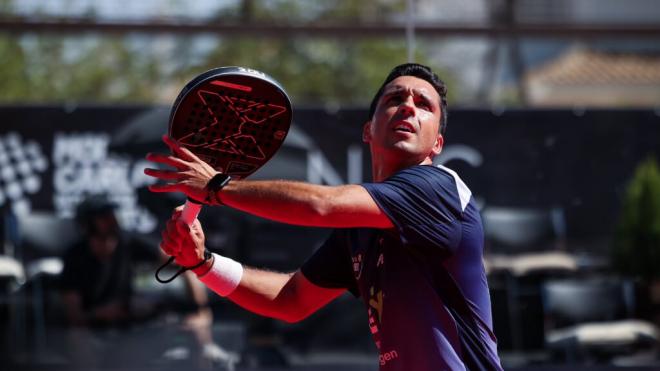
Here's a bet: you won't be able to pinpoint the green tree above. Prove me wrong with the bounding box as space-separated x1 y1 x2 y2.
196 36 436 106
0 34 170 103
0 0 457 105
0 36 30 100
612 156 660 281
198 0 453 106
217 0 405 23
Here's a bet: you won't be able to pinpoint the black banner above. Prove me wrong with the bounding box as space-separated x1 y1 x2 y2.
1 106 658 254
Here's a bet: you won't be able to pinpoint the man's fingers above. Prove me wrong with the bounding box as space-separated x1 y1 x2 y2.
159 240 176 256
146 152 191 170
144 168 185 180
162 135 182 154
166 219 184 239
170 207 184 220
163 135 198 162
148 183 181 193
162 221 184 253
177 146 199 161
190 218 205 240
175 219 192 236
160 232 180 256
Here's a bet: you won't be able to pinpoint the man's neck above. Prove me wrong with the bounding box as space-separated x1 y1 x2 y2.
371 155 433 182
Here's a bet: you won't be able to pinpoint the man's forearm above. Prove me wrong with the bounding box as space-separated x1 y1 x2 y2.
200 265 343 324
192 252 345 323
192 253 294 321
217 180 391 228
225 267 300 322
219 180 333 225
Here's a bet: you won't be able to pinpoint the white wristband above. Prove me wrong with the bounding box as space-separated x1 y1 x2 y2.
197 253 243 297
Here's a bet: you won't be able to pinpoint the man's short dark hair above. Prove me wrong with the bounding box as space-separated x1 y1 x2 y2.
368 63 448 135
75 195 119 236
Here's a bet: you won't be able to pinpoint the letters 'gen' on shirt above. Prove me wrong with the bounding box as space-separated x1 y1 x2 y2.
301 165 503 371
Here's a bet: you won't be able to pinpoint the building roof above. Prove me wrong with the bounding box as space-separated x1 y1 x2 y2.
527 48 660 85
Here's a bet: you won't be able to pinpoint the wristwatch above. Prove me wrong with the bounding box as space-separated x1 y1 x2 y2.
204 173 232 205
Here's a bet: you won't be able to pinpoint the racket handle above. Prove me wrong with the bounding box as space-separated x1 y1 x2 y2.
180 199 203 225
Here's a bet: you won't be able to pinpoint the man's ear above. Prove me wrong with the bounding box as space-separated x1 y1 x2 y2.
362 121 372 143
431 134 444 157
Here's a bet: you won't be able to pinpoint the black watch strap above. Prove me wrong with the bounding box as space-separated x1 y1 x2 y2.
205 173 232 205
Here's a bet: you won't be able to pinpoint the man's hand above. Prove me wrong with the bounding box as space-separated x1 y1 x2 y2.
144 135 219 203
160 209 207 268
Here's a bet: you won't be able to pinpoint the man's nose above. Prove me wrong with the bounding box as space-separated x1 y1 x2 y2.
398 96 416 116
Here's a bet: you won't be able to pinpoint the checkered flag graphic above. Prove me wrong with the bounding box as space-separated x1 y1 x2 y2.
0 132 48 207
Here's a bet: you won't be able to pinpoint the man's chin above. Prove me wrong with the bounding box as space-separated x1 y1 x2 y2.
390 141 417 154
384 144 425 162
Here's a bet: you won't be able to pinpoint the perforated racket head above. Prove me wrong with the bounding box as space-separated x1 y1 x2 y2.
169 67 292 179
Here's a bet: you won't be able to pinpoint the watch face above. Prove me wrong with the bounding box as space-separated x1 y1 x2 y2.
208 173 232 191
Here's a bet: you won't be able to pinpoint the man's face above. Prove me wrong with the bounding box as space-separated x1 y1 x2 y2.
363 75 443 163
88 214 119 261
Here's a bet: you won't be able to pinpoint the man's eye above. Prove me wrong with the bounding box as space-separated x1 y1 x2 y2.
417 100 431 110
386 96 402 104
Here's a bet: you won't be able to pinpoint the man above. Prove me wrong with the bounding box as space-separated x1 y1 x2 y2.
60 196 230 368
61 197 153 329
145 63 503 370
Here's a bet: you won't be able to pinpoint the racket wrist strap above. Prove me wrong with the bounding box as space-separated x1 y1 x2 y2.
155 249 213 284
205 173 232 205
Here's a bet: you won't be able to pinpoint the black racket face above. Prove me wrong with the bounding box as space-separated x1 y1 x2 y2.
169 67 292 179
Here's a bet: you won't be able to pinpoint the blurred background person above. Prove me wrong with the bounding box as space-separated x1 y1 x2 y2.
59 195 234 369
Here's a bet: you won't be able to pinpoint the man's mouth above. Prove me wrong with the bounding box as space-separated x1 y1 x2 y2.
393 121 415 133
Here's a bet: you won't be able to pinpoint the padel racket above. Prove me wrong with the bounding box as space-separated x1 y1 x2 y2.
155 67 291 283
169 66 292 224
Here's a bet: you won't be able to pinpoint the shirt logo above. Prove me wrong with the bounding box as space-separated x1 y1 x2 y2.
368 286 384 324
379 349 399 366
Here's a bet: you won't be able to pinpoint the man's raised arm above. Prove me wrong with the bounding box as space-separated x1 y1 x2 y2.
144 135 392 229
